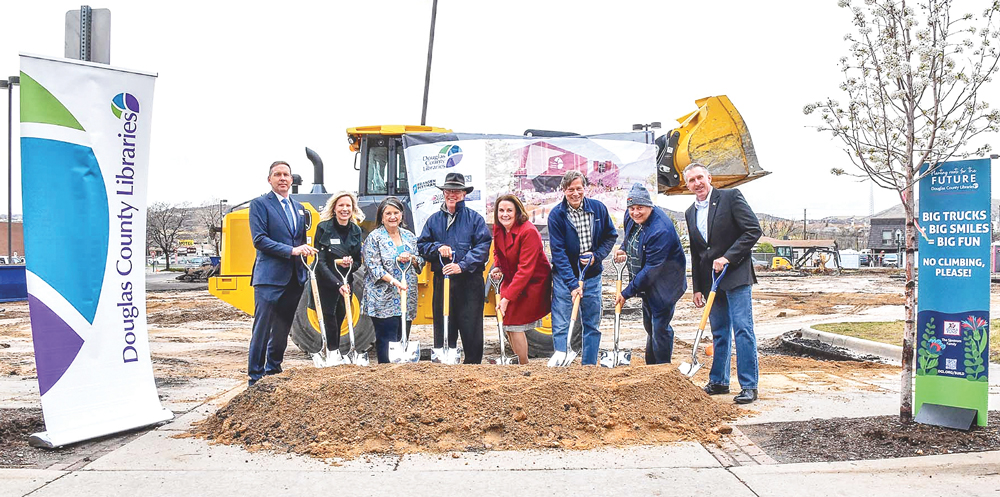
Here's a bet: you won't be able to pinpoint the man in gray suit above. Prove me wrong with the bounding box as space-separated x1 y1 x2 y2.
247 161 318 386
684 163 762 404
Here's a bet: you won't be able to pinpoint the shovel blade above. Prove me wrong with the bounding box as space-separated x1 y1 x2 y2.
345 350 370 367
548 349 576 367
489 355 519 365
547 350 566 368
311 352 326 368
388 340 420 364
431 346 462 365
598 350 632 368
678 360 701 377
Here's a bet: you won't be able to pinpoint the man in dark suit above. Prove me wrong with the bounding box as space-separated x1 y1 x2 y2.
247 161 318 387
684 163 762 404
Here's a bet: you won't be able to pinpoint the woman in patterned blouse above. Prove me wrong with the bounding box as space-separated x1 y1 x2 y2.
362 196 423 363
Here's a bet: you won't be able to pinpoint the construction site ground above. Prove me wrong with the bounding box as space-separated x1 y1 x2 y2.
1 270 999 495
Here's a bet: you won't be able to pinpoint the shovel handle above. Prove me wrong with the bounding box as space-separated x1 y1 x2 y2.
343 292 354 330
615 279 623 314
570 285 583 322
400 288 407 318
442 274 450 317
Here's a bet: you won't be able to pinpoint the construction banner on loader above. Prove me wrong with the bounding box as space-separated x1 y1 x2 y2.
402 132 657 236
915 158 991 426
19 54 172 447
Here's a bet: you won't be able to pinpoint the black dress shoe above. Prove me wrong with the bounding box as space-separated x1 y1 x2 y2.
703 383 730 395
734 389 758 404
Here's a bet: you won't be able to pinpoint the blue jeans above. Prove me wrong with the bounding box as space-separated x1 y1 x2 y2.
642 299 676 365
552 272 602 365
708 284 758 390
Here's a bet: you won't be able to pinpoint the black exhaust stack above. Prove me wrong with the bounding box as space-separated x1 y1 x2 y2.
305 147 327 194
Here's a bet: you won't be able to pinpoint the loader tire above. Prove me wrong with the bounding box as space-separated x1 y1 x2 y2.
524 316 582 358
290 265 375 356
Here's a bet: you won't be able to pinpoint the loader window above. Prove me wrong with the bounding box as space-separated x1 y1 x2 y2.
366 139 389 195
395 143 409 193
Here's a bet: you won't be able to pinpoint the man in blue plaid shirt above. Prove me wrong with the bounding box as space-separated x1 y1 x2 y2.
547 170 618 365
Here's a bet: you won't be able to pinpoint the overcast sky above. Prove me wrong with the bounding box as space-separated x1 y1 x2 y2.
1 1 997 219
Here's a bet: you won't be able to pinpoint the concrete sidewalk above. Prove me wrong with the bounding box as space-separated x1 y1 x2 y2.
3 430 997 497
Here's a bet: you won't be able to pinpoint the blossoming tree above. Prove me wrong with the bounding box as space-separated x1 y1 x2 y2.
805 0 1000 422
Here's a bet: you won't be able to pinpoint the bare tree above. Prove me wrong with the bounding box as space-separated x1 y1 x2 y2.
805 0 1000 422
759 216 796 239
199 199 225 256
147 202 192 270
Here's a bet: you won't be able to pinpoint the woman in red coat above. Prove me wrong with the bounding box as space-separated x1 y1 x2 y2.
489 194 552 364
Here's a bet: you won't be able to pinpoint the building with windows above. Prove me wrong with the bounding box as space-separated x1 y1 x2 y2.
868 205 905 254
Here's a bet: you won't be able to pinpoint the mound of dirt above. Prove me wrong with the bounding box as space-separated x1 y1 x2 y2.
192 362 741 461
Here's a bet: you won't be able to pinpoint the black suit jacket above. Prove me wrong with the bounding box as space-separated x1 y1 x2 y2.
685 188 762 294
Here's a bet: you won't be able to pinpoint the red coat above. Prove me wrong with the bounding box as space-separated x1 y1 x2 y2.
493 221 552 326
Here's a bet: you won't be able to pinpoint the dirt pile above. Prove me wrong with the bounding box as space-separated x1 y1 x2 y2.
192 362 741 461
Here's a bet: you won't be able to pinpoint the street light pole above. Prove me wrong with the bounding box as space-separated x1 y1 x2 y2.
3 76 18 262
632 122 662 132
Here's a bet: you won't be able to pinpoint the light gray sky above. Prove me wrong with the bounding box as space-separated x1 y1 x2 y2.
0 1 996 219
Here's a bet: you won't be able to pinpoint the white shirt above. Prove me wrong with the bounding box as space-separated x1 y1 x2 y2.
694 187 713 241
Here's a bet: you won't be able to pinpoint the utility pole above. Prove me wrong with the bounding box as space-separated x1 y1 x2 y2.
802 209 807 240
420 0 439 126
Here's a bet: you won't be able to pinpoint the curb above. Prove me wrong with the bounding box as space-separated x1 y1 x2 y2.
798 326 903 365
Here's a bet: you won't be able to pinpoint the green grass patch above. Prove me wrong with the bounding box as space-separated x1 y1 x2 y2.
813 320 1000 363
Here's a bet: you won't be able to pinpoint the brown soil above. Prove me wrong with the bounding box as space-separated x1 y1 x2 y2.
192 360 742 462
0 408 45 467
741 411 1000 462
754 291 904 315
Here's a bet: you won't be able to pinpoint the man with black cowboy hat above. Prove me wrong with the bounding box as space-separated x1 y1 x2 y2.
417 172 493 363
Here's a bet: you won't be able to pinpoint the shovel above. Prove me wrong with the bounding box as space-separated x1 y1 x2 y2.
548 255 593 367
431 254 462 364
300 254 330 368
679 264 727 377
599 256 631 368
388 257 420 363
334 258 370 366
487 272 518 365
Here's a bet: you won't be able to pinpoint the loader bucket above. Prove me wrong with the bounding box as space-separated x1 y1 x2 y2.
658 95 768 195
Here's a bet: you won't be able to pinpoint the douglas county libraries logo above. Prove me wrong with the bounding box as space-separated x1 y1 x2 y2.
111 93 140 118
422 144 463 170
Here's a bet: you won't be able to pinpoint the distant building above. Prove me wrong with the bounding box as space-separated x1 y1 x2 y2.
868 205 905 253
0 222 24 257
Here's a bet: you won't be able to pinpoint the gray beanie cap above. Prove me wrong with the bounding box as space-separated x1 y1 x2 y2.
626 183 654 208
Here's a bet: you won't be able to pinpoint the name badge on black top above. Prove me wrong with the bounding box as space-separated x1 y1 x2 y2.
331 239 341 245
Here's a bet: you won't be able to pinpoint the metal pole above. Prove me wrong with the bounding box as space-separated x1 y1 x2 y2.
420 0 438 126
6 77 12 261
80 5 93 62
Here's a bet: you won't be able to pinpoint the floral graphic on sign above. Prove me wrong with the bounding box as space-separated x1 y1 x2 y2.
961 316 989 382
916 317 940 376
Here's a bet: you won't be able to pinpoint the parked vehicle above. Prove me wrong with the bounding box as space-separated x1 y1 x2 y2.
883 253 899 267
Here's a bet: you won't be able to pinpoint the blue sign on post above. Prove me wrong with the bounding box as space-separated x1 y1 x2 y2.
916 158 991 426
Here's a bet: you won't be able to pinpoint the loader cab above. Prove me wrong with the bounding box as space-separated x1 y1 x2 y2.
348 125 451 234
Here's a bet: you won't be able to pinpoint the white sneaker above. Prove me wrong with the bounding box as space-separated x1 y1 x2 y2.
325 349 344 367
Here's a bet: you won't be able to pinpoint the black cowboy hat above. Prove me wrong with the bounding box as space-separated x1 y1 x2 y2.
436 172 474 194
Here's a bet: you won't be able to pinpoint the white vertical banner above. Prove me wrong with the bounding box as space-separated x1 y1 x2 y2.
19 54 172 448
